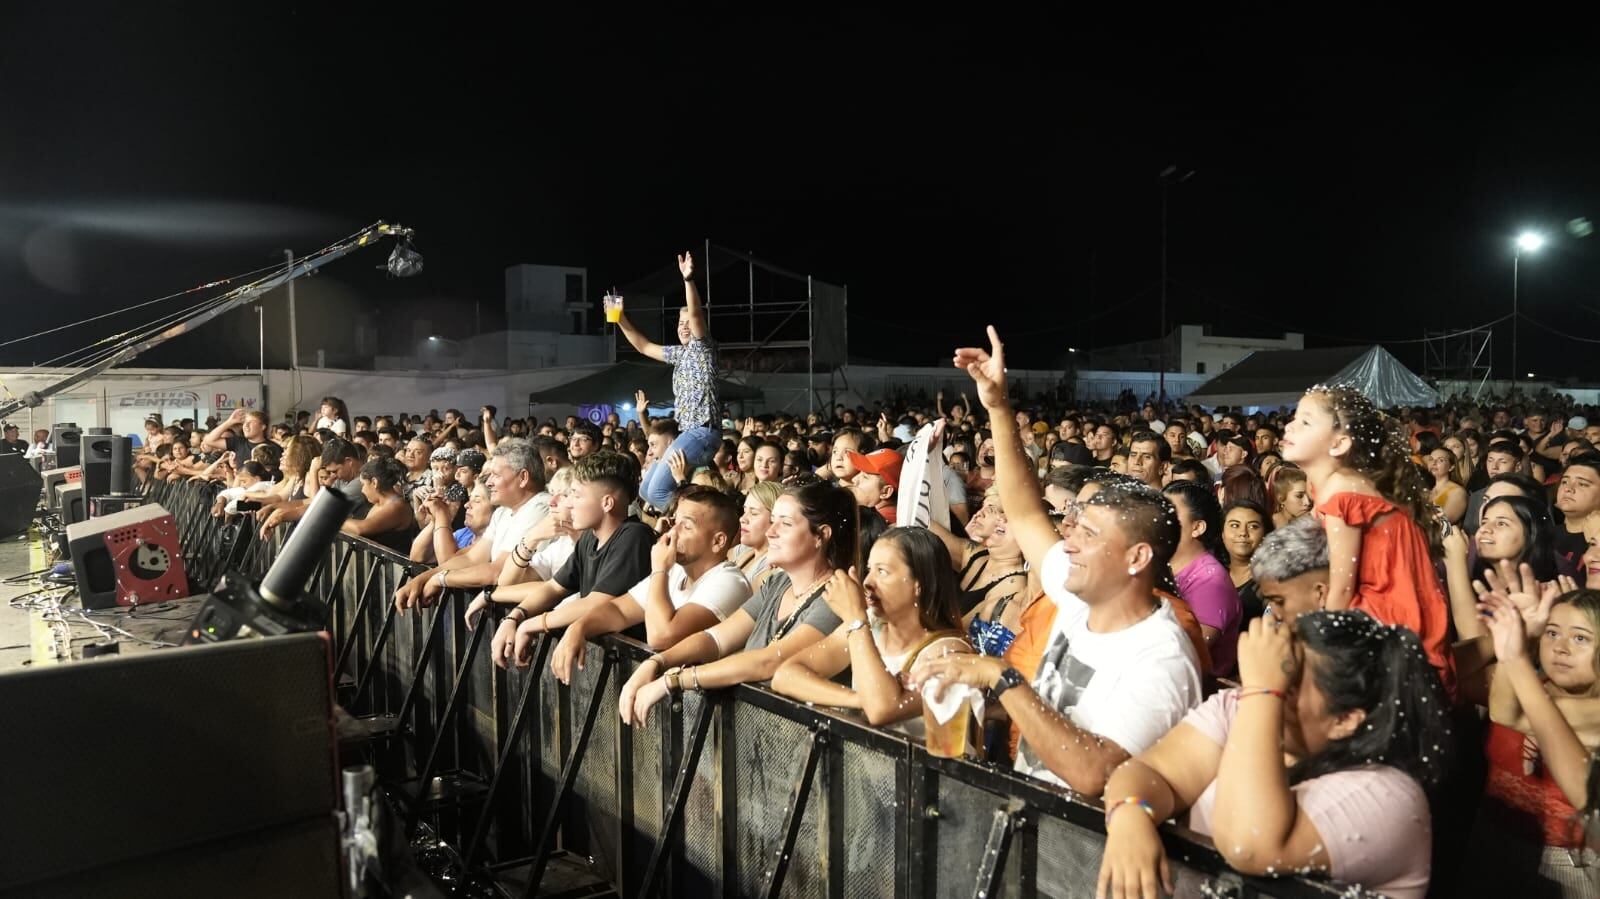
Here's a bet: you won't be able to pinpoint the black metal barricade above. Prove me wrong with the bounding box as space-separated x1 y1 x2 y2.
160 478 1379 899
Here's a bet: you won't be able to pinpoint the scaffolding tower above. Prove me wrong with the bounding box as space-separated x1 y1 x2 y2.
1422 327 1494 399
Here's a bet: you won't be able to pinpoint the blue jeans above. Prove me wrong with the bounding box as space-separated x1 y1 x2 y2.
641 425 723 510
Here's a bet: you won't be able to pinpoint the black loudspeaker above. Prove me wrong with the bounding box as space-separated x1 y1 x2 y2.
82 434 122 502
111 433 132 493
52 423 81 467
56 483 84 525
0 453 42 537
0 634 341 896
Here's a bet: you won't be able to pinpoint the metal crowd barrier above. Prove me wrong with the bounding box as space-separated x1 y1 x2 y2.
157 477 1377 899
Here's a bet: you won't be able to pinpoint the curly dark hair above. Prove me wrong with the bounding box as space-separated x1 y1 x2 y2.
1305 386 1440 550
1290 610 1453 794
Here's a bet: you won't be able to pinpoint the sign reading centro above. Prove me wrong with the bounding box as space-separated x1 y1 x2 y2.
118 391 200 409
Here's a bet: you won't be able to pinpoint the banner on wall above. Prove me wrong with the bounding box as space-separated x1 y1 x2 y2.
117 391 201 410
578 404 613 426
212 392 259 412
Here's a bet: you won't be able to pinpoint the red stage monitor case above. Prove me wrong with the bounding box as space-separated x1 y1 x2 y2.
65 503 190 610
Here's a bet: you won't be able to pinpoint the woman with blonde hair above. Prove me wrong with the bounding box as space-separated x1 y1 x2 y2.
729 480 783 583
1269 465 1311 529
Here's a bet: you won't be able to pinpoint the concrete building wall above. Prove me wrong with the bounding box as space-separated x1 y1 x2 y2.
1177 325 1303 375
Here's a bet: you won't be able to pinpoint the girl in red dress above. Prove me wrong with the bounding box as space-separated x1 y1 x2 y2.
1280 385 1457 699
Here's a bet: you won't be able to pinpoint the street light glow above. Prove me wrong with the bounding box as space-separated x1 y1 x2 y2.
1516 232 1545 252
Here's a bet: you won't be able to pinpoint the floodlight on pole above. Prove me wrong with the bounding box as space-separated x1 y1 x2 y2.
1511 231 1545 381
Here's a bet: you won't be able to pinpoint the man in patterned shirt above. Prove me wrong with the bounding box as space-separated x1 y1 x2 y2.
617 251 722 511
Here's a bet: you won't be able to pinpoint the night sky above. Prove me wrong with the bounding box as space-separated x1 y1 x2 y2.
3 8 1599 381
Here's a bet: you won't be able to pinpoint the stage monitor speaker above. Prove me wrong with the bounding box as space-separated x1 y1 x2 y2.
82 434 120 502
111 433 132 493
56 483 84 526
0 453 42 538
86 426 112 435
0 634 341 897
67 503 189 609
40 465 80 512
51 423 81 467
91 494 145 518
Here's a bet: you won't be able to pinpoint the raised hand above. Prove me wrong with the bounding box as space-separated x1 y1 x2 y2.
1235 614 1297 693
821 567 868 624
651 527 679 574
635 389 648 414
1478 591 1530 663
952 326 1009 411
1474 559 1544 635
426 495 451 524
678 251 695 281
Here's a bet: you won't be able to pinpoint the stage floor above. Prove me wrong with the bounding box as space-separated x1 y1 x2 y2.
0 527 203 671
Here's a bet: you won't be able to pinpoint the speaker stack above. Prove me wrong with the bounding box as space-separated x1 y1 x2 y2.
50 423 81 468
83 434 136 517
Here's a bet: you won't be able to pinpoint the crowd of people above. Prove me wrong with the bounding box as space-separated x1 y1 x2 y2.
133 253 1600 897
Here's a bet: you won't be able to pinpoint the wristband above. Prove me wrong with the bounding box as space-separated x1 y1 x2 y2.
688 665 702 691
665 666 684 696
1104 796 1156 830
1237 687 1286 701
844 619 868 636
436 571 448 589
507 608 526 623
646 653 667 669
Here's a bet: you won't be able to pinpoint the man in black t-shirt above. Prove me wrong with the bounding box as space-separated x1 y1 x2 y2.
0 424 28 455
201 408 271 461
1554 452 1600 573
492 450 652 668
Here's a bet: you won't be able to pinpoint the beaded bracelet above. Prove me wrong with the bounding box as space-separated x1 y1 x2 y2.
1237 687 1286 701
1104 796 1155 830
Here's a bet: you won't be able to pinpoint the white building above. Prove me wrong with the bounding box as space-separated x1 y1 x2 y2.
1085 324 1303 375
374 264 613 371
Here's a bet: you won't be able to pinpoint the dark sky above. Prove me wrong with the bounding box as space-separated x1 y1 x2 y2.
3 8 1599 380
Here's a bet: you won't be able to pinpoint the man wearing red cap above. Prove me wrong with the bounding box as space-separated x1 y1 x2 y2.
846 448 902 525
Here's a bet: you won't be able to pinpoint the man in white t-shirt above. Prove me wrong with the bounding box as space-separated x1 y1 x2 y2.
914 326 1201 797
393 438 549 613
548 485 749 683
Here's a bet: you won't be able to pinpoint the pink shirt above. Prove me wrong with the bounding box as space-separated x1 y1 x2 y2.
1175 554 1241 675
1182 690 1432 899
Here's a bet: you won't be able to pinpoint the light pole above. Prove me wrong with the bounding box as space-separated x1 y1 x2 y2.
1159 166 1195 406
1512 232 1543 383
